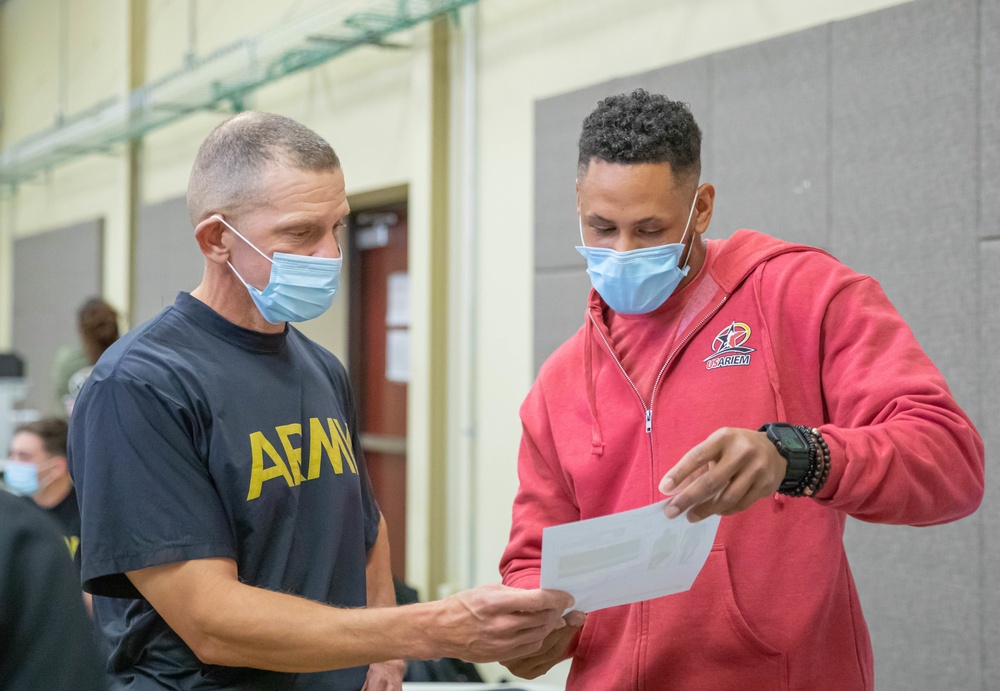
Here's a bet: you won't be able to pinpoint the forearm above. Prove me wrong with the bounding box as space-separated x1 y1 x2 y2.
195 579 435 671
129 555 574 672
811 274 985 525
128 558 441 673
816 412 984 525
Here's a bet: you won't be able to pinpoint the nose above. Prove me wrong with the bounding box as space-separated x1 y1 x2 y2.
586 229 643 253
315 232 342 259
612 235 644 253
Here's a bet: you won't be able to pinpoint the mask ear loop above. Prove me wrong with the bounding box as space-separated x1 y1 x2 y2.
579 186 700 259
678 184 701 270
33 459 61 493
215 214 274 286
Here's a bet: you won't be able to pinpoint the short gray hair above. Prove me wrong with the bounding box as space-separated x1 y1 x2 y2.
186 112 341 226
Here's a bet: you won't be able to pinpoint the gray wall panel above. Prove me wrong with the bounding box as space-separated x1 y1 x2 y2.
134 195 204 325
830 0 979 414
12 220 103 415
830 2 981 689
709 26 829 248
980 240 1000 689
843 518 982 689
533 270 591 373
983 0 1000 239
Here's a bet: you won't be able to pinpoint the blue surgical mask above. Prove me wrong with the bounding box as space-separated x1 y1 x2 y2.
4 460 39 496
576 188 699 314
219 216 342 325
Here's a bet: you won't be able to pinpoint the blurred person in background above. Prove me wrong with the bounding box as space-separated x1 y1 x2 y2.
0 488 103 691
4 416 89 610
52 297 120 416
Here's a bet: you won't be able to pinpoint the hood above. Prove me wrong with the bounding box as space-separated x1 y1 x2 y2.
708 229 828 293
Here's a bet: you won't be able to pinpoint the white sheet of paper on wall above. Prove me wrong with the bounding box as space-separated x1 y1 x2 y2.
386 272 410 328
385 329 410 383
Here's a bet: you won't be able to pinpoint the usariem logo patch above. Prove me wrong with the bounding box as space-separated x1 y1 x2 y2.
704 321 755 370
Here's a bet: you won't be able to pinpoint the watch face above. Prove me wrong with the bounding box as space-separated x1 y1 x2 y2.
781 434 806 452
777 427 809 453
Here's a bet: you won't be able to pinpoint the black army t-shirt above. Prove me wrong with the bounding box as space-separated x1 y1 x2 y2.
45 490 82 573
69 292 380 690
12 490 81 573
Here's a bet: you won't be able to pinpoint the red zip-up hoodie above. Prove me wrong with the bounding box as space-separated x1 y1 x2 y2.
501 230 984 690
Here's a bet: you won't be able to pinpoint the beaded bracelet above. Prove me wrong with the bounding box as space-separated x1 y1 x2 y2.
798 426 830 497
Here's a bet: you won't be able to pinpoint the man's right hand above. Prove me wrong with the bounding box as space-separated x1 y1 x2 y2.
499 609 585 678
426 584 573 663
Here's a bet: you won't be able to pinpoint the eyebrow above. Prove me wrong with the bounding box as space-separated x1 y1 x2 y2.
274 217 332 232
588 213 665 225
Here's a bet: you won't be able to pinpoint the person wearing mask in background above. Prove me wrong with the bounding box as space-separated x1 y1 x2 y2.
69 111 572 691
499 89 984 689
5 418 83 577
0 488 104 691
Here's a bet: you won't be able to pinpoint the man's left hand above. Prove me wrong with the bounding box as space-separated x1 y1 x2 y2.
362 659 405 691
499 610 586 679
658 427 786 522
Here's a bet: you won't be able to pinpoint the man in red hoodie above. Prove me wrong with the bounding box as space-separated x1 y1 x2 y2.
499 89 985 690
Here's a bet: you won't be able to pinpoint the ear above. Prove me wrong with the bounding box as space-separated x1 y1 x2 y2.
51 454 69 478
194 215 231 265
693 184 716 236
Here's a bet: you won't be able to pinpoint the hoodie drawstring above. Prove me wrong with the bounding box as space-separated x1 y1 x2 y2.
584 314 606 457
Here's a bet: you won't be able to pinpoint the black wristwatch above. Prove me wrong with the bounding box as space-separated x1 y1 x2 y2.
759 423 812 493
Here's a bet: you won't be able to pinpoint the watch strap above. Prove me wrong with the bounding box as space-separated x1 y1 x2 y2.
759 423 823 496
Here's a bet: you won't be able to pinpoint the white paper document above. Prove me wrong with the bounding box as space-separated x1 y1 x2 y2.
540 500 720 613
386 272 410 327
385 329 410 383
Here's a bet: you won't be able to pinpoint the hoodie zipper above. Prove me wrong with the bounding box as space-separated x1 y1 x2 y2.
588 295 729 442
589 311 651 427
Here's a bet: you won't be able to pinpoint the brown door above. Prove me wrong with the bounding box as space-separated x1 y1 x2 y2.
348 206 408 582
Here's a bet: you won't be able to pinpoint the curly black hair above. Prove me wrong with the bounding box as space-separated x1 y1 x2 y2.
577 89 701 185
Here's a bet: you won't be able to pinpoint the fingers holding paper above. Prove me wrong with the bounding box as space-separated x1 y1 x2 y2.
430 584 574 663
499 610 587 679
658 427 787 522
